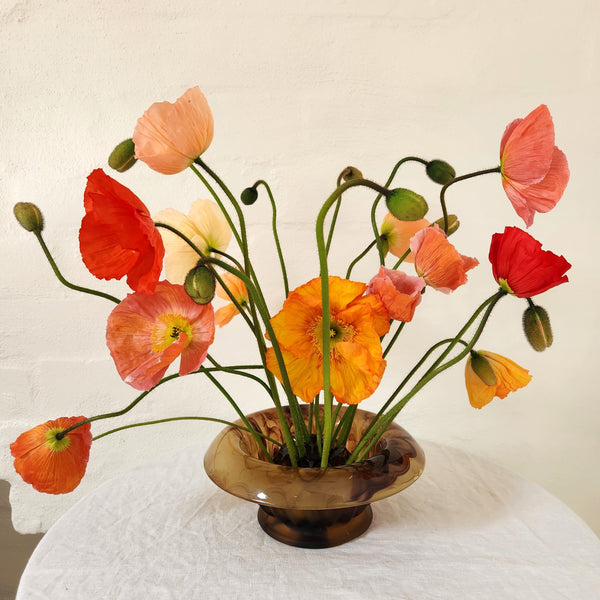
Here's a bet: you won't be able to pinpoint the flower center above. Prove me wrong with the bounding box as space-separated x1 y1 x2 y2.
311 316 355 355
44 428 71 452
152 313 193 353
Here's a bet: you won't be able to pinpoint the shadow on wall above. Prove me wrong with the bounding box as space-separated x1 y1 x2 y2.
0 480 43 600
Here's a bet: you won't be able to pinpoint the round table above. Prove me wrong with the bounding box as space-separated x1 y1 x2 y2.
17 441 600 599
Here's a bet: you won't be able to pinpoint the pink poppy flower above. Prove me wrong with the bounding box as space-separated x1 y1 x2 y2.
380 213 430 263
367 266 425 322
133 87 214 175
410 225 479 293
500 105 569 227
106 281 215 390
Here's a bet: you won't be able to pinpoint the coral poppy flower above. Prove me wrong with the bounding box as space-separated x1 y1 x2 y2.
410 225 479 293
106 281 215 391
465 350 531 409
380 213 430 263
489 226 571 298
500 104 569 227
154 199 232 285
367 266 425 322
266 276 386 405
80 169 165 294
11 417 92 494
215 273 249 327
133 86 214 175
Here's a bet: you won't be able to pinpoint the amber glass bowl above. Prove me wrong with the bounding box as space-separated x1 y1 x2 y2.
204 406 425 548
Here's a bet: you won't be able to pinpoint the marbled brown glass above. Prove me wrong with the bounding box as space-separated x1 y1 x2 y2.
204 406 425 548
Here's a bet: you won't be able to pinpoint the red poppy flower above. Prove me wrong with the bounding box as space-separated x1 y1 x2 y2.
106 281 215 391
489 227 571 298
79 169 164 294
500 105 569 227
11 417 92 494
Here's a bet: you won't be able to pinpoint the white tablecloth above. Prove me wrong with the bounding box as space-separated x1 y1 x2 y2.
17 441 600 600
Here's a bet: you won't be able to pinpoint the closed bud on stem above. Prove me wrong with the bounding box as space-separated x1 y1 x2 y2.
240 187 258 206
14 202 44 233
386 188 429 221
426 159 456 185
523 304 553 351
433 214 460 236
108 139 137 173
340 166 363 181
469 351 497 386
184 263 216 305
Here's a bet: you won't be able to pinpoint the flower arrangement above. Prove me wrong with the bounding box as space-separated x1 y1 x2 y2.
11 88 571 494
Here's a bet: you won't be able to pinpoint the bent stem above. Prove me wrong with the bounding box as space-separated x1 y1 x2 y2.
33 231 120 304
439 167 501 233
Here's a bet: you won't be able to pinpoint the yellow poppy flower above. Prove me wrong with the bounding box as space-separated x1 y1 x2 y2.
465 350 531 409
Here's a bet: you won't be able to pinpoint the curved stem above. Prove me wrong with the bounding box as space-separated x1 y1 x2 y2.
34 231 120 304
439 167 501 233
345 239 377 279
254 180 289 298
316 177 392 467
92 416 284 447
382 321 405 359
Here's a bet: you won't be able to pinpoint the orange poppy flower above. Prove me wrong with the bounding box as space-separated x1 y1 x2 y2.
79 169 164 294
214 273 249 327
266 276 386 405
367 266 425 322
11 417 92 494
410 225 478 293
465 350 531 409
133 87 214 175
380 213 430 263
106 281 215 391
500 104 569 227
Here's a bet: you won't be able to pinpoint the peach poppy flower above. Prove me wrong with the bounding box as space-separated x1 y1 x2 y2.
154 199 232 285
410 225 478 293
79 169 164 294
380 213 430 263
367 266 425 322
500 104 569 227
266 276 386 405
465 350 531 409
215 273 249 327
11 417 92 494
133 86 214 175
106 281 215 391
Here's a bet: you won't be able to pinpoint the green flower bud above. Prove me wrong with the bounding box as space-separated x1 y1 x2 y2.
433 214 460 236
340 166 363 181
386 188 428 221
523 304 553 352
184 264 216 305
14 202 44 233
108 139 137 173
240 187 258 206
469 351 497 386
426 160 456 185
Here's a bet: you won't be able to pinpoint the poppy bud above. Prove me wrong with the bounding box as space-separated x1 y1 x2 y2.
469 351 497 386
386 188 428 221
340 166 363 181
108 139 137 173
523 304 553 351
433 214 460 236
14 202 44 233
184 264 216 304
426 160 456 185
240 187 258 206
